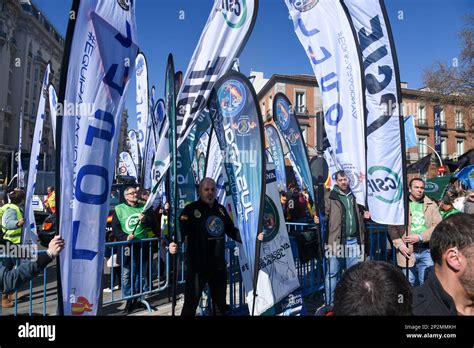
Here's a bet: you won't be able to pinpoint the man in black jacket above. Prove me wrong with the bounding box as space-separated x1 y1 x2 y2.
1 235 64 294
413 213 474 315
170 177 263 316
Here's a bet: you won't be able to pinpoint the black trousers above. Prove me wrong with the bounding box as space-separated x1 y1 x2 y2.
181 268 227 316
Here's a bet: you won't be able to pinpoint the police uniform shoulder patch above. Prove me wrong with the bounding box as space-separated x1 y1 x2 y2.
194 209 201 218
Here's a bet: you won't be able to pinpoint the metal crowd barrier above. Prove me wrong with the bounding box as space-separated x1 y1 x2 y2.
1 222 393 316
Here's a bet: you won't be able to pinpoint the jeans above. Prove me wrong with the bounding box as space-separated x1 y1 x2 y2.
122 243 149 298
324 241 362 305
406 246 433 287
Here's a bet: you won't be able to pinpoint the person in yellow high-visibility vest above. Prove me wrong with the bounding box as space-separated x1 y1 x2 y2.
0 189 26 308
1 189 25 245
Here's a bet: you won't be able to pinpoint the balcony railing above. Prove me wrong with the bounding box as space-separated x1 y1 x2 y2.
455 122 465 131
440 121 447 129
418 119 428 127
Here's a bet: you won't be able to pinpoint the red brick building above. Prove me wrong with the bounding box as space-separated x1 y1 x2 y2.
254 72 473 174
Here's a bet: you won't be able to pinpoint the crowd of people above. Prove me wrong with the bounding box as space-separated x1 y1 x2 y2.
0 171 472 316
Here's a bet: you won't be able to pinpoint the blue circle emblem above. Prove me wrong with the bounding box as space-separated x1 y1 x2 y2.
276 99 291 130
206 216 224 237
217 80 246 118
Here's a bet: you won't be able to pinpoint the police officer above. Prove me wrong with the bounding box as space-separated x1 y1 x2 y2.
170 177 263 316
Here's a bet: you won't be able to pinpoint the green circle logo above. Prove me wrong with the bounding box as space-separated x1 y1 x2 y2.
221 0 247 29
424 182 439 192
125 213 140 232
262 195 280 242
367 166 403 204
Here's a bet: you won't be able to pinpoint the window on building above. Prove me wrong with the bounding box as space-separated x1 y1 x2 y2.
34 68 39 82
301 126 307 143
441 137 448 159
33 84 37 100
295 91 306 114
27 61 32 79
456 139 465 157
418 105 427 125
25 81 30 98
455 110 464 128
31 102 36 116
418 137 427 158
440 107 446 127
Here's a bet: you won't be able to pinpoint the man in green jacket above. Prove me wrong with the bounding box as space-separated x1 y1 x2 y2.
112 186 157 313
324 170 370 305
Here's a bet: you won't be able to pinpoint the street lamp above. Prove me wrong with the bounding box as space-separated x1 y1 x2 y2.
418 142 445 176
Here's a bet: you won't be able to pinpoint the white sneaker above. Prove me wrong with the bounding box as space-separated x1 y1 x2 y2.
112 285 120 291
103 288 112 293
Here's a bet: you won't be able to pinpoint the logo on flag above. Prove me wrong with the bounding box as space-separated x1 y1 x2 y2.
367 166 403 204
232 116 256 136
71 296 93 315
288 129 300 145
117 0 131 11
424 182 439 193
262 195 279 242
221 0 248 29
275 100 290 130
290 0 319 12
218 80 246 117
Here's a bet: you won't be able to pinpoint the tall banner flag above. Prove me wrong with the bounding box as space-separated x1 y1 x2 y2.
153 99 166 145
144 0 258 212
404 115 418 149
48 84 58 149
17 106 25 188
149 98 167 191
434 105 442 155
136 52 149 167
143 116 155 189
166 54 178 242
174 69 196 211
286 0 366 206
149 86 159 148
343 0 406 224
208 71 265 306
24 64 50 244
455 165 474 189
189 110 211 185
188 108 211 162
265 123 287 193
128 129 140 176
205 129 226 204
273 93 315 204
58 0 138 315
237 161 301 315
119 151 137 180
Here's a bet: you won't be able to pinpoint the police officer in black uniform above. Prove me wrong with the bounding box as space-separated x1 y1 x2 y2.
170 177 263 316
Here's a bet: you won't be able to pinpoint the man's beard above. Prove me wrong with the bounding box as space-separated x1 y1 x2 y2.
459 252 474 300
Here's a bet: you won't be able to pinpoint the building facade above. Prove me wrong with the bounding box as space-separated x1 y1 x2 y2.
255 73 322 158
0 0 64 179
254 72 473 170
